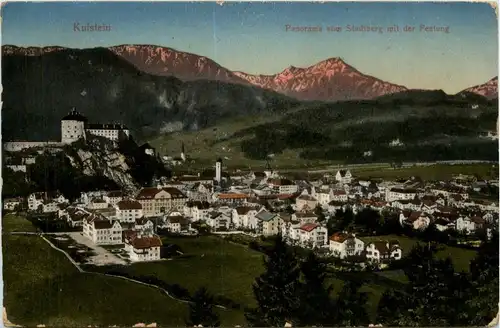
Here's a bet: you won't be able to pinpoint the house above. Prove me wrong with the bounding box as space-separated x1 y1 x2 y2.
124 231 162 262
456 216 485 234
385 188 418 202
191 201 212 222
329 232 365 258
327 200 350 214
28 192 68 211
400 211 431 230
136 187 188 217
267 178 298 194
331 190 349 202
255 210 280 236
365 240 402 262
115 200 143 223
335 170 352 185
104 191 124 206
231 206 259 230
313 187 333 205
296 223 328 248
3 198 22 211
292 211 319 224
296 195 318 211
42 200 59 213
86 197 109 210
164 215 191 234
83 215 122 245
206 212 231 230
135 217 155 232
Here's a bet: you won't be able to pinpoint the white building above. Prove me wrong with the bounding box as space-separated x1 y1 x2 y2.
255 210 281 236
385 188 418 202
335 170 352 185
365 241 402 263
206 212 231 230
115 200 143 223
267 178 298 194
231 206 259 229
104 191 124 206
124 231 162 262
61 109 88 144
136 187 188 217
83 215 123 245
3 198 22 211
215 158 222 183
295 223 328 249
296 195 318 211
329 232 365 258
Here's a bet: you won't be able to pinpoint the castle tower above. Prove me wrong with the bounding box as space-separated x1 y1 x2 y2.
61 108 87 144
215 158 222 183
181 142 186 162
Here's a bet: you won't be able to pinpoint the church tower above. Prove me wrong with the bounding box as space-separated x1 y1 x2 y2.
181 142 186 162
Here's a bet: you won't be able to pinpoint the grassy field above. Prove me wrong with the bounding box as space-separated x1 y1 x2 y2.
148 113 335 170
3 234 198 327
2 213 37 232
351 163 498 181
359 234 477 272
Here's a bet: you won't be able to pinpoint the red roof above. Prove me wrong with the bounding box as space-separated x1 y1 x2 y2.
218 193 248 199
130 235 162 249
300 223 320 232
117 200 142 210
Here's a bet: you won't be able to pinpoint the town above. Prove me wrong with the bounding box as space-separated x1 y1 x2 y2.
3 110 498 264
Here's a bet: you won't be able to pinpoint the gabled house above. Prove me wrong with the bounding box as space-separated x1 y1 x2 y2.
83 215 122 245
206 212 231 230
115 200 143 223
335 170 352 185
104 191 124 206
399 211 430 230
365 240 402 262
124 230 162 262
135 217 154 232
231 206 259 230
329 232 365 259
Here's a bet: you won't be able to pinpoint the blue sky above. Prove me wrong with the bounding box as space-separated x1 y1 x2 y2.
2 1 497 93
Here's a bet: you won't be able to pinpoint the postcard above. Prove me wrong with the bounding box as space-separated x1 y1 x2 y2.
1 1 498 327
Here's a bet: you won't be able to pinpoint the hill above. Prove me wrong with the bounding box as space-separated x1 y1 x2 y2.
1 47 300 142
150 91 498 166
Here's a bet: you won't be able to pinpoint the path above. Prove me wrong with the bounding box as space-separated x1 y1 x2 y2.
6 231 229 311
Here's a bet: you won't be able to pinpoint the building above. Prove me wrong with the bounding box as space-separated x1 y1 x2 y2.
255 210 280 236
231 206 259 230
335 170 352 184
329 232 365 258
104 191 124 206
385 188 418 202
83 215 123 245
215 158 222 183
365 240 402 263
3 198 22 211
296 195 318 211
124 231 162 262
296 223 328 248
115 200 143 223
206 212 231 230
136 187 188 217
267 178 298 194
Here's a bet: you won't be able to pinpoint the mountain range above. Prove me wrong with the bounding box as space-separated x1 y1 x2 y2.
4 44 498 101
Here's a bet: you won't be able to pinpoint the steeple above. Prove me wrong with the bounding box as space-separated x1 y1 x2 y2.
181 142 186 162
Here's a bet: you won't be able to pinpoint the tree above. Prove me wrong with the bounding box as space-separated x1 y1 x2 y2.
245 235 303 327
298 252 334 326
466 230 499 325
314 204 326 222
186 287 220 327
335 279 369 326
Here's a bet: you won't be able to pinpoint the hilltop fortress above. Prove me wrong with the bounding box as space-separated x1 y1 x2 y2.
4 109 130 152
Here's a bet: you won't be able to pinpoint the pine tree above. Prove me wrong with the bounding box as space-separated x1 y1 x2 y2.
298 252 334 326
186 287 220 327
245 235 303 327
335 279 369 326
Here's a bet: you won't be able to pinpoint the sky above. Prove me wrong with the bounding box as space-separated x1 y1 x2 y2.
1 1 498 93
